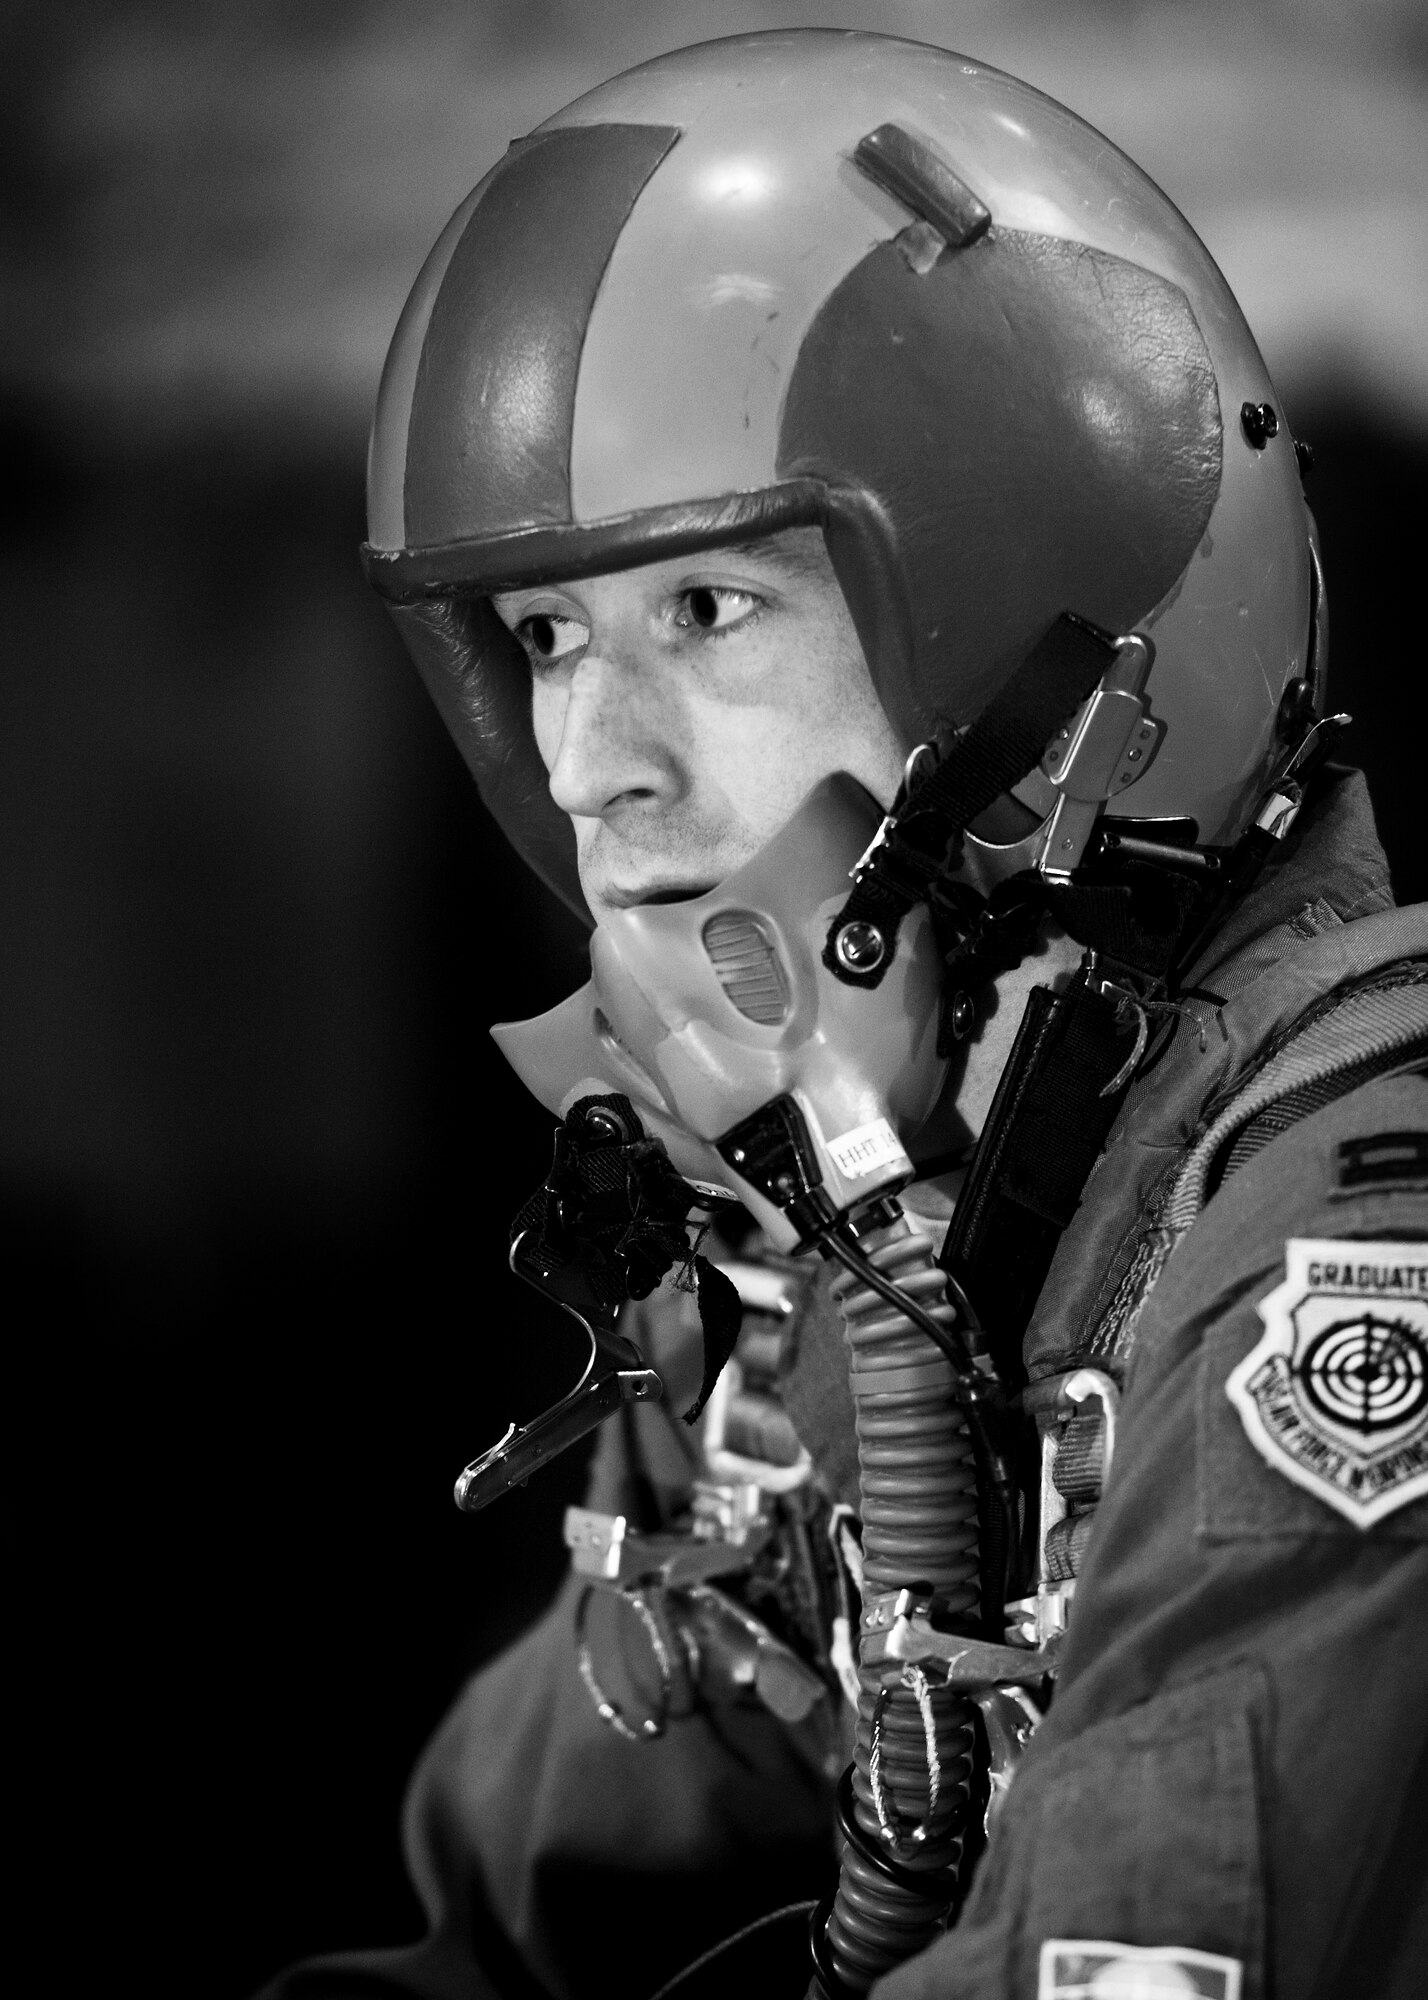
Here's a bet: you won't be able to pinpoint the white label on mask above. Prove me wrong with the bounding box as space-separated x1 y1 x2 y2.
826 1117 907 1182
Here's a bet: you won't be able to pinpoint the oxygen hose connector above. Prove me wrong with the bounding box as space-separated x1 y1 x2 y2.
713 1096 991 1998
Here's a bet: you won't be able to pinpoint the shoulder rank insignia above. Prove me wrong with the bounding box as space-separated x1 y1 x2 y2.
1038 1939 1241 1998
1228 1237 1428 1527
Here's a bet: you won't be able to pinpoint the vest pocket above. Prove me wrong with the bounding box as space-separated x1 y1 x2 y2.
957 1660 1267 1999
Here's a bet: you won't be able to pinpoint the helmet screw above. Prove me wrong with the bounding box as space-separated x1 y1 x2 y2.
1240 400 1279 450
835 921 887 974
948 990 976 1041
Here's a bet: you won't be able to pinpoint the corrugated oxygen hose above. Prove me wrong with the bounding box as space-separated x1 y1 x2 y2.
820 1219 980 1993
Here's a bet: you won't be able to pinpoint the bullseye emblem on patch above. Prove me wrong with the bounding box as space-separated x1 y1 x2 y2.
1228 1237 1428 1527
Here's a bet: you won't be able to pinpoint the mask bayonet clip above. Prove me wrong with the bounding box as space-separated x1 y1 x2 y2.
452 1234 663 1514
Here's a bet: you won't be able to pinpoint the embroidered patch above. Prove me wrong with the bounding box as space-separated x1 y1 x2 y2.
1038 1939 1241 1999
1334 1130 1428 1193
1228 1237 1428 1527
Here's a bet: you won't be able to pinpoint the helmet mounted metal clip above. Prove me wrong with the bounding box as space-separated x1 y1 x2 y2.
1033 633 1162 885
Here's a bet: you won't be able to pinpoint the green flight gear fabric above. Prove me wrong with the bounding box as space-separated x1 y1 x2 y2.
875 1075 1428 2000
258 769 1428 2000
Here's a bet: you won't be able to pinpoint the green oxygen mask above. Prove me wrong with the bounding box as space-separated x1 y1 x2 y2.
492 773 966 1251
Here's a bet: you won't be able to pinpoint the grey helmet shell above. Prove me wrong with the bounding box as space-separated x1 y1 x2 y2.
365 30 1319 924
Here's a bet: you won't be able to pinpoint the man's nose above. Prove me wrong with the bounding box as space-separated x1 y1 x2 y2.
543 652 682 822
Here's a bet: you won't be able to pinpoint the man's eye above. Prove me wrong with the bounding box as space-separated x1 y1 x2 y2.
675 586 760 635
517 612 587 663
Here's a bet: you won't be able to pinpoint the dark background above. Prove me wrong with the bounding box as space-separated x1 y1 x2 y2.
4 5 1425 1996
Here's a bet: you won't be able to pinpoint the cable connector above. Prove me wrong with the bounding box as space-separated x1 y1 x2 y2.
715 1094 838 1249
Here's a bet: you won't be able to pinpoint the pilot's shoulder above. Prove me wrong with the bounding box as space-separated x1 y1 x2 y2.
1139 1066 1428 1538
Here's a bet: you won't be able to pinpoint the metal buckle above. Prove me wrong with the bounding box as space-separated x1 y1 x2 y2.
1005 1367 1121 1645
1004 1580 1076 1649
1035 634 1163 884
1252 710 1351 843
860 1586 1058 1687
1062 1367 1120 1475
564 1503 769 1587
972 1685 1044 1832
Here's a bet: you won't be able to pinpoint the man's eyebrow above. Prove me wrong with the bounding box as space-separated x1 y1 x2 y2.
712 530 829 576
489 531 828 605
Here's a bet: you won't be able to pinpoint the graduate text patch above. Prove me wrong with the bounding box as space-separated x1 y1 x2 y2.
1228 1237 1428 1527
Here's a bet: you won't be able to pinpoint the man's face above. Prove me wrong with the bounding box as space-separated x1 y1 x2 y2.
492 528 906 926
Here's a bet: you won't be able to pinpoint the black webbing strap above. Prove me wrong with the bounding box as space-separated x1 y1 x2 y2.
938 972 1139 1387
824 613 1119 988
1045 870 1207 983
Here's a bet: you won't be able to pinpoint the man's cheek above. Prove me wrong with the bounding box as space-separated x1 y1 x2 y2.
715 728 819 823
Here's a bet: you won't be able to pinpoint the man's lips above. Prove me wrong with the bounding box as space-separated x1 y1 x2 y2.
602 880 721 910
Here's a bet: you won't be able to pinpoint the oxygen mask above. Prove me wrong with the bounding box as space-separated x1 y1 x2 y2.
457 772 998 1522
494 772 964 1250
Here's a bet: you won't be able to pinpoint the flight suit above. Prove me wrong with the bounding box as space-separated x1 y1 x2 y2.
262 769 1428 2000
